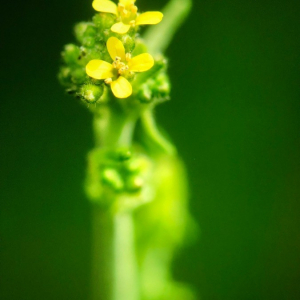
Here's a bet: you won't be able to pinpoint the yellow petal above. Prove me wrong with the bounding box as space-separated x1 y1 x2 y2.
128 53 154 72
107 37 126 61
111 76 132 98
92 0 117 14
135 12 163 25
119 0 136 5
86 60 114 80
111 22 131 34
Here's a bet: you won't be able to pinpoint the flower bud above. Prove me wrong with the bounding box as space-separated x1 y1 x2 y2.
84 25 97 38
108 148 132 162
74 22 89 44
102 168 124 192
137 82 153 103
71 68 87 85
93 13 116 31
131 38 148 56
62 44 81 65
80 83 104 104
58 67 72 87
125 156 149 174
126 176 144 193
155 73 171 98
82 36 95 48
82 26 97 47
122 35 135 53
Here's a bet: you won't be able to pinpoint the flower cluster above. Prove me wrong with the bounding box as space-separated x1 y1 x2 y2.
87 0 163 98
86 37 154 98
59 0 169 103
93 0 163 34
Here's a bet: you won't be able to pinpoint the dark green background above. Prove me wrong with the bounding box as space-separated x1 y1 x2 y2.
1 0 300 299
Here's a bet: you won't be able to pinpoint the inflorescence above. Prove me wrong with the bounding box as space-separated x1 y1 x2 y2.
59 0 170 104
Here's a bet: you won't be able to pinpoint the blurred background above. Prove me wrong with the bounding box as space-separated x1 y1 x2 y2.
1 0 300 299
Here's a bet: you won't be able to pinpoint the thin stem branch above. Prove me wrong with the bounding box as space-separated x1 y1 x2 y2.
143 0 193 55
117 116 137 147
141 110 176 155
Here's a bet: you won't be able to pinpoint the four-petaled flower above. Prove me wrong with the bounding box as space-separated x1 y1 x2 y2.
86 37 154 98
92 0 163 34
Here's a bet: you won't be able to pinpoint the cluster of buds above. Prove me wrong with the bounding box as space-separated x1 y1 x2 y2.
85 147 154 211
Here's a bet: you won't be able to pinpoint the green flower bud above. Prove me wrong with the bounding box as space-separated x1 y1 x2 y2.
102 168 124 192
156 73 171 96
137 82 153 103
133 55 168 95
127 26 138 37
84 25 97 38
132 38 148 56
71 68 86 85
62 44 81 65
126 176 144 193
122 35 135 53
79 45 108 63
74 22 89 44
58 67 72 87
136 67 170 103
126 72 136 82
82 36 95 48
125 157 149 174
80 83 104 104
81 25 97 47
109 148 132 162
93 13 116 31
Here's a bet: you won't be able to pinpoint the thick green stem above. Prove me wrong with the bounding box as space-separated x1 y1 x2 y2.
92 209 139 300
91 208 114 300
91 108 140 300
113 213 139 300
93 106 137 148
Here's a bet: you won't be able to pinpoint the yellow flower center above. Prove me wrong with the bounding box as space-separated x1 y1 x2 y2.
118 3 138 25
113 54 131 75
104 54 133 85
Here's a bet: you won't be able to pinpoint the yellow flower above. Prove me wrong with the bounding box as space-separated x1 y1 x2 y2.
92 0 163 34
86 37 154 98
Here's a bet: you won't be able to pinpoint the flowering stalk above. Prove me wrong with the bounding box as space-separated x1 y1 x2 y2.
58 0 195 299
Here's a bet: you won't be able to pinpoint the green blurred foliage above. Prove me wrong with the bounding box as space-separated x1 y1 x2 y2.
1 0 300 300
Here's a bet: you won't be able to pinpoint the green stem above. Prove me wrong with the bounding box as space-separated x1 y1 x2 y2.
92 210 139 300
143 0 193 55
92 108 140 300
117 116 137 147
113 213 139 300
93 106 137 148
91 208 114 300
141 110 176 155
